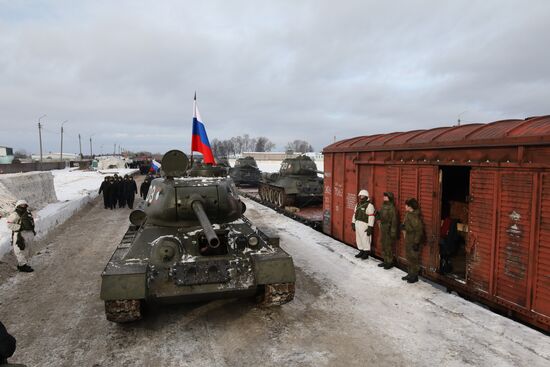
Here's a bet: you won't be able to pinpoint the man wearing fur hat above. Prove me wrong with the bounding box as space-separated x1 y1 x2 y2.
6 200 35 272
351 189 376 259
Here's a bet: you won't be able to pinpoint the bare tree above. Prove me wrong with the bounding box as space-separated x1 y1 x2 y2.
255 137 276 152
286 140 314 153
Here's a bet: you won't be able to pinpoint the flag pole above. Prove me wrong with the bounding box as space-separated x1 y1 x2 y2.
191 91 196 167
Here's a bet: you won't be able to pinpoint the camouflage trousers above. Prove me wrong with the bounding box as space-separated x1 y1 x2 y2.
406 243 420 277
380 235 395 264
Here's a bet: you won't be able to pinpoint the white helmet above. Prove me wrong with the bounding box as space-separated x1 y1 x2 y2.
358 189 369 197
15 199 28 208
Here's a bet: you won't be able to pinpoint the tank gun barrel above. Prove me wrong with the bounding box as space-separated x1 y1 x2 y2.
191 200 220 248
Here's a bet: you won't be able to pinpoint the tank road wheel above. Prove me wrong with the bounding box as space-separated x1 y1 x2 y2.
277 190 286 208
105 299 142 323
268 187 275 204
258 283 295 306
259 185 265 201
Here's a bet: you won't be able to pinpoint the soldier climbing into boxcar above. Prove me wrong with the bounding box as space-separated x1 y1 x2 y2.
401 198 423 283
377 192 398 269
351 189 376 259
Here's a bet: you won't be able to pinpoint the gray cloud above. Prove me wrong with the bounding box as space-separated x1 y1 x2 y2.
1 0 549 155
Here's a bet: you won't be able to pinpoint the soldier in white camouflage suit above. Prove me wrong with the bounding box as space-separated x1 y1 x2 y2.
6 200 35 272
351 189 376 259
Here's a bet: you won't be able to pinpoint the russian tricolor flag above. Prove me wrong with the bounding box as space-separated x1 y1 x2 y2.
151 159 161 172
191 94 215 164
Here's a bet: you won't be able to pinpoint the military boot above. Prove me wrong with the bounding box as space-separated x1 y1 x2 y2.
17 264 34 273
407 276 419 284
355 251 364 258
361 251 369 259
383 263 394 270
377 262 385 267
401 274 410 281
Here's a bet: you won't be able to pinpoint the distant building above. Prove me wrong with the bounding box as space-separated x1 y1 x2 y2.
30 152 79 161
0 146 14 164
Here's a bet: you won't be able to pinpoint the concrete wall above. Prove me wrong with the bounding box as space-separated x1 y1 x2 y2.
0 161 92 174
0 171 58 217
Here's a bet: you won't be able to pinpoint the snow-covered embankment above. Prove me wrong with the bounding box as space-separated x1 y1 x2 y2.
0 168 137 260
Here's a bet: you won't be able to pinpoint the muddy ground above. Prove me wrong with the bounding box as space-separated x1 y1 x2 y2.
0 194 548 367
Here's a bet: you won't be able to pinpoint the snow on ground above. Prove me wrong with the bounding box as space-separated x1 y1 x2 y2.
242 197 550 366
0 168 137 259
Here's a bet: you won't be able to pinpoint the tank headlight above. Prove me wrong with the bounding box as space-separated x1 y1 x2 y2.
235 235 248 248
248 235 260 247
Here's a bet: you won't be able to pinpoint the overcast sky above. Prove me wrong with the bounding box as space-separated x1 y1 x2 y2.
1 0 549 156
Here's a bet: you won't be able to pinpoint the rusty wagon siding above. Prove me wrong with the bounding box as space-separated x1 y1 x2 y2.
322 115 550 331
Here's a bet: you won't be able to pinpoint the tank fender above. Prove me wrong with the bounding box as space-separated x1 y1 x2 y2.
251 251 296 285
100 263 147 301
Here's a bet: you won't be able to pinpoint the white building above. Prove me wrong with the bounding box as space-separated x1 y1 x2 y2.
0 146 14 164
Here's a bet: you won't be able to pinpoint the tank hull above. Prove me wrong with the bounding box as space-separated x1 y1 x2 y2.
100 221 295 321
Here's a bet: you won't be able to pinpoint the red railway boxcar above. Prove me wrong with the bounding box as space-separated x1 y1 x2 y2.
322 115 550 331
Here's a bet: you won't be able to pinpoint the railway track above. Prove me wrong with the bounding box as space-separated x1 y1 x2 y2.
238 187 323 231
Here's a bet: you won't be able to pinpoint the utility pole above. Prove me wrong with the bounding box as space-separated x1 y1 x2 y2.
60 120 68 163
457 111 467 127
38 114 46 162
113 143 116 155
90 134 95 157
78 134 82 159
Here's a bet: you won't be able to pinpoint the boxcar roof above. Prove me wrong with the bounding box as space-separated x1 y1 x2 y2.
324 115 550 153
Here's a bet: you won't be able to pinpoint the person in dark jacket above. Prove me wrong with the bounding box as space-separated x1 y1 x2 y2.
106 177 117 210
377 192 398 269
124 175 138 209
401 198 424 283
115 176 125 208
98 177 110 209
140 178 151 200
0 321 16 365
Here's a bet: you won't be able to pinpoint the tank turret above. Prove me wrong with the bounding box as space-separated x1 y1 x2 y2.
230 156 262 187
259 155 323 207
100 150 295 322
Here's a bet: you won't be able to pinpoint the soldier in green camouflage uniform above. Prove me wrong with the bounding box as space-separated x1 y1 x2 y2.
377 192 398 269
401 198 423 283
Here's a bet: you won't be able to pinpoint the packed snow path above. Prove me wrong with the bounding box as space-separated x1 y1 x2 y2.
0 196 548 367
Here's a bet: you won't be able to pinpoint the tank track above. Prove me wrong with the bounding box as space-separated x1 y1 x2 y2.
259 282 295 306
105 299 142 323
258 183 295 208
239 189 323 231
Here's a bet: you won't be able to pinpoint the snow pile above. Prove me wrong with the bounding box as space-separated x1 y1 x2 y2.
0 172 57 216
0 168 138 259
96 156 127 170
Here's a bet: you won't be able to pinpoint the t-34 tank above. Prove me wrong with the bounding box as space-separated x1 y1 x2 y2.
100 150 295 322
229 156 262 187
258 155 323 208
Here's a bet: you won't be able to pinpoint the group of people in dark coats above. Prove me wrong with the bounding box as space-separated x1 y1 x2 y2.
98 174 138 210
